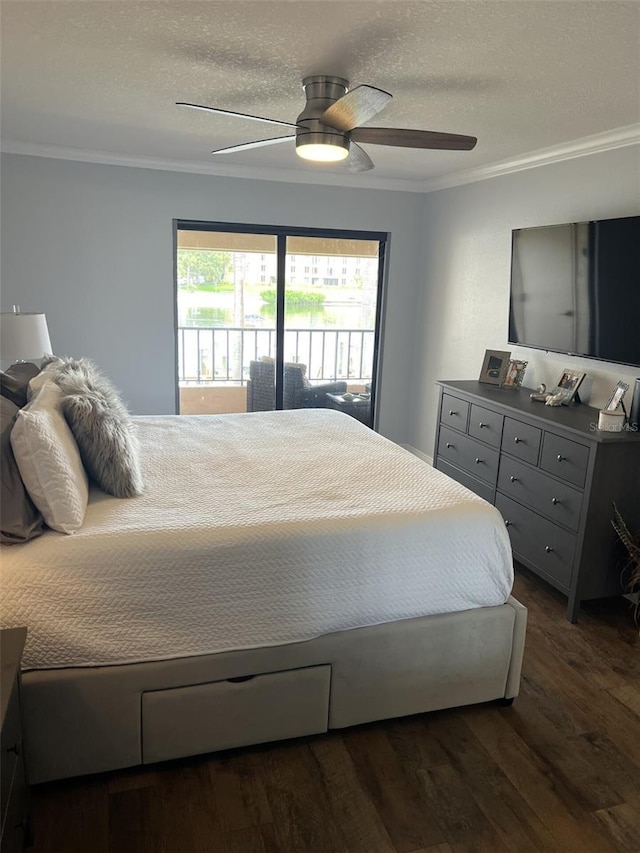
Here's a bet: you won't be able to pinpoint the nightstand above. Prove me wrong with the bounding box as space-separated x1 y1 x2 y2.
1 628 31 853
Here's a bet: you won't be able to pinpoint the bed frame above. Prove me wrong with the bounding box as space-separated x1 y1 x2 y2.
21 596 526 783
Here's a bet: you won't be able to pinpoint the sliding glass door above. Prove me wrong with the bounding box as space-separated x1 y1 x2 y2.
175 222 386 428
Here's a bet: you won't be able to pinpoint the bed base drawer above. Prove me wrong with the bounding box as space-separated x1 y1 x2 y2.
141 664 330 764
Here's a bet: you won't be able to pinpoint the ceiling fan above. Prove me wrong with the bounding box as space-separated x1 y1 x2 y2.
177 75 477 172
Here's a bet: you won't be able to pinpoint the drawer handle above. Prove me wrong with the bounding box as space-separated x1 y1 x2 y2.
446 442 454 449
504 520 511 527
545 545 554 553
509 475 518 483
557 454 565 462
479 421 487 428
551 497 560 506
449 409 457 416
514 436 522 444
475 457 483 464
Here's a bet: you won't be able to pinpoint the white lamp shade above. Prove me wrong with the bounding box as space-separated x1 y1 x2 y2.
0 312 53 362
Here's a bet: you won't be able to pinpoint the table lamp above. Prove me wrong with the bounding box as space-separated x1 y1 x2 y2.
0 307 52 365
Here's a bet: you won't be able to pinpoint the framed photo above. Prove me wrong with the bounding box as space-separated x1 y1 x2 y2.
502 359 528 389
552 368 586 405
479 350 511 385
605 380 629 412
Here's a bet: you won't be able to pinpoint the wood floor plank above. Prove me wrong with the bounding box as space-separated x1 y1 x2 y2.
595 797 640 853
417 761 510 852
209 749 273 832
32 779 109 853
608 683 640 718
505 690 626 812
258 740 348 853
410 846 454 853
217 826 267 853
464 707 619 853
308 732 396 853
343 724 447 853
423 713 561 853
108 786 164 853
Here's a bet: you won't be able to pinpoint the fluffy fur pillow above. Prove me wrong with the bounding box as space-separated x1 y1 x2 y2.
53 359 144 498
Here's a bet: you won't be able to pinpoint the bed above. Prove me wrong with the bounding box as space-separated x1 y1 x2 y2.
1 408 526 783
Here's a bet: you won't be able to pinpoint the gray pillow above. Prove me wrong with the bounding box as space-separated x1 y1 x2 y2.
0 362 41 408
0 396 44 543
52 359 144 498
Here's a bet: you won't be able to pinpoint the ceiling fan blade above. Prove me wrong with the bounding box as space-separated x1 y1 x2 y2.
177 102 298 129
344 142 374 173
321 85 392 132
351 127 477 151
211 135 295 155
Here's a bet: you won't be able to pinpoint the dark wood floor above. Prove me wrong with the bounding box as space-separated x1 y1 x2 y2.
30 570 640 853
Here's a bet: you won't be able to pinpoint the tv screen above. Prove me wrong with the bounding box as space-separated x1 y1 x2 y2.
509 216 640 367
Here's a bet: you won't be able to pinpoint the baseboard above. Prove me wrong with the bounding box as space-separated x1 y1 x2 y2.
401 444 433 466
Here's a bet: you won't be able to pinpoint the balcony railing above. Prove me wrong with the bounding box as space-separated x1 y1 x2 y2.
178 325 375 385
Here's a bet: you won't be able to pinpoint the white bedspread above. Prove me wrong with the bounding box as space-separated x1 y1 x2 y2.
1 409 513 670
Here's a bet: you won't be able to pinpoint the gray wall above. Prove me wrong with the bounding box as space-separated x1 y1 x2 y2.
3 148 638 453
0 153 424 444
409 146 640 456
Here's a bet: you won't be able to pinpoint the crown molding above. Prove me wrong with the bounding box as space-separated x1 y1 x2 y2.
0 139 422 193
2 123 639 195
420 124 640 192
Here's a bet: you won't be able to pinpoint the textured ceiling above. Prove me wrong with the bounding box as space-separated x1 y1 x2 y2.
1 0 639 185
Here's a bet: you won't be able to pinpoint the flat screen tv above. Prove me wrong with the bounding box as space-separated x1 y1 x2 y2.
509 216 640 367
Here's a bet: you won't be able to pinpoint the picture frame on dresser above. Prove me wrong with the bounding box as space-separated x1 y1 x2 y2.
479 349 511 386
551 368 586 405
502 360 528 390
604 380 629 412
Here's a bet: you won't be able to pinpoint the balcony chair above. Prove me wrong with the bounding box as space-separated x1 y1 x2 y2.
246 359 347 413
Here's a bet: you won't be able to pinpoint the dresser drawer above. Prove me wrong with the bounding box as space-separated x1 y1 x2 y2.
502 417 542 466
438 426 500 486
498 457 583 532
496 494 576 590
1 747 28 853
1 678 21 820
440 394 469 432
436 458 495 504
541 433 590 487
468 404 504 448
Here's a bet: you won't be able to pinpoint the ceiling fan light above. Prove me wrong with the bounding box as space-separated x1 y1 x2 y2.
296 142 349 162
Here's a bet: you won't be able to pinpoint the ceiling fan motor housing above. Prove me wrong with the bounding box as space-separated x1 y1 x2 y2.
296 75 350 155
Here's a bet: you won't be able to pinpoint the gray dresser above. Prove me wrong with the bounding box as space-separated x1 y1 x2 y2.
433 380 640 621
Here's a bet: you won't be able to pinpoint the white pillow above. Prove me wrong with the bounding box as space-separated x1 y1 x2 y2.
26 357 63 401
10 380 88 534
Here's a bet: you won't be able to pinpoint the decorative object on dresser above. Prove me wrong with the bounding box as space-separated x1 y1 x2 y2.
433 380 640 622
604 380 629 414
0 628 31 853
550 368 586 405
502 360 528 390
630 378 640 432
611 504 640 607
479 349 511 385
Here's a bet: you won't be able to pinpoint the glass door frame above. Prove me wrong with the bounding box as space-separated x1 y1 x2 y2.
173 219 388 426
